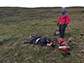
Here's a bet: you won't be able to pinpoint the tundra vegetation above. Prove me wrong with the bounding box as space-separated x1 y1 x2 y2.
0 7 84 63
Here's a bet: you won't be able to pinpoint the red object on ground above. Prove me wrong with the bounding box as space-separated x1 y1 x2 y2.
55 37 70 50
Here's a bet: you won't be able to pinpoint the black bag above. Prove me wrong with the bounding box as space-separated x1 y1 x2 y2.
30 34 41 39
23 34 41 44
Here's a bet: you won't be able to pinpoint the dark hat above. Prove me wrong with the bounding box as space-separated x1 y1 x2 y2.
46 37 51 41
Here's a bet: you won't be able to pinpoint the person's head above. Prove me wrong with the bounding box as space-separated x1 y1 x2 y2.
46 37 51 42
62 7 66 12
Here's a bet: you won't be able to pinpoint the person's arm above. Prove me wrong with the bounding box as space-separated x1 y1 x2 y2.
58 15 61 23
41 42 47 46
65 14 70 24
40 40 47 46
57 15 61 26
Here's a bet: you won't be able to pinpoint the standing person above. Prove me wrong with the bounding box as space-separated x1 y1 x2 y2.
57 7 70 38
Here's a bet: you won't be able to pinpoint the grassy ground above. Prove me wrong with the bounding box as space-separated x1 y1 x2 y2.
0 7 84 63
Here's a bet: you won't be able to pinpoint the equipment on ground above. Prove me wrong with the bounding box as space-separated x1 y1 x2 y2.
30 34 41 39
54 37 71 50
62 51 71 57
54 30 60 36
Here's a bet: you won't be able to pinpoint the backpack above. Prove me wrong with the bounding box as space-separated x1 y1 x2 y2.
30 34 41 39
54 37 70 50
23 35 41 44
54 30 60 35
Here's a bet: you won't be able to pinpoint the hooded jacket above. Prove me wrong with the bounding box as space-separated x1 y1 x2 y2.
58 11 70 25
38 37 51 46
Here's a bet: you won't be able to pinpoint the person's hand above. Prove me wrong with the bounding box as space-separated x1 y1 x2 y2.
57 23 59 26
47 42 52 46
47 43 50 46
51 44 55 48
50 42 52 45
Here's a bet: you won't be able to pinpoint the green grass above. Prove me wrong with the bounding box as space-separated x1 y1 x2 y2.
0 7 84 63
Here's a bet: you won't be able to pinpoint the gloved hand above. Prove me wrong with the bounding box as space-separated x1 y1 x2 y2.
57 23 59 26
63 24 67 27
51 44 55 48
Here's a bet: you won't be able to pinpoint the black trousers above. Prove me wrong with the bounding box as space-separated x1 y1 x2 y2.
59 24 67 38
23 39 36 44
23 38 41 44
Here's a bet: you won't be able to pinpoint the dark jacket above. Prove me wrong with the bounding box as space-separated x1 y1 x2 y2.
38 37 50 46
